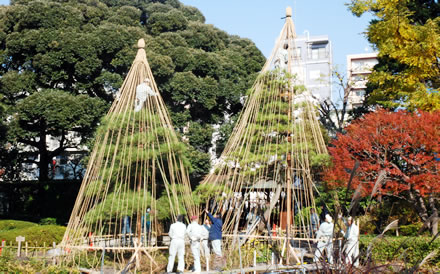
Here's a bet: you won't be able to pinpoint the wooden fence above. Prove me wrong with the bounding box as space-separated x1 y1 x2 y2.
0 240 58 257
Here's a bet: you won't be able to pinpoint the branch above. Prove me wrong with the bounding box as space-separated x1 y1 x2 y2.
318 99 339 133
389 161 411 181
22 159 39 164
382 192 406 200
17 138 39 147
48 131 67 158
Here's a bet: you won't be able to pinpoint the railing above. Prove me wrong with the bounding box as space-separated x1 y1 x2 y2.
0 240 58 257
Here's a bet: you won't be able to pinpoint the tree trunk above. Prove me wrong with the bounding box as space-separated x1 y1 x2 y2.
38 133 49 182
408 190 429 224
428 194 439 235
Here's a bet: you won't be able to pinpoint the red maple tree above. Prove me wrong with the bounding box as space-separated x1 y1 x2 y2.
324 109 440 232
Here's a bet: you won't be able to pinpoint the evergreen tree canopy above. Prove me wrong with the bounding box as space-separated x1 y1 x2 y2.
0 0 265 181
195 9 330 241
9 90 107 181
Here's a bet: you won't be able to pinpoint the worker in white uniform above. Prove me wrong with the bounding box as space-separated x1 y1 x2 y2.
186 215 203 273
342 216 359 267
274 43 289 71
134 78 156 112
314 214 334 264
166 214 186 273
201 219 211 271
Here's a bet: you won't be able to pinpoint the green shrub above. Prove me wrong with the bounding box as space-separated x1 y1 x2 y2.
357 215 377 234
0 248 78 273
0 220 38 232
360 235 440 267
38 217 58 225
398 222 424 236
0 223 66 245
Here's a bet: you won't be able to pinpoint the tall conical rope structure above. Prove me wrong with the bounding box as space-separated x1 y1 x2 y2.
196 7 328 262
59 38 194 271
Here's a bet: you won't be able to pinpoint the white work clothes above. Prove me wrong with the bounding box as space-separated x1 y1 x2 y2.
274 48 288 70
186 221 203 272
201 224 210 241
190 241 201 272
201 224 211 271
314 221 334 264
201 238 210 259
169 221 186 240
186 222 203 242
344 223 359 267
212 239 222 257
167 221 186 272
134 82 156 112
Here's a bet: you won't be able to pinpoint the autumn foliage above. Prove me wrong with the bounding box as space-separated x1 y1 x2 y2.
324 109 440 198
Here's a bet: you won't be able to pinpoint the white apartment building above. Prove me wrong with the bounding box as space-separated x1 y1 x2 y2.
347 52 378 109
293 34 333 101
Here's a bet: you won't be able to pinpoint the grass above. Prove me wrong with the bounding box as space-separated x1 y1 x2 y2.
0 220 38 232
0 219 66 246
0 248 79 273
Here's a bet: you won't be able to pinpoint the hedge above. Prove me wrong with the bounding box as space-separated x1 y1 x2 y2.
360 235 440 268
0 220 37 232
0 220 65 246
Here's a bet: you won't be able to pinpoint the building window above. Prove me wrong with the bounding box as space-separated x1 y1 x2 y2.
308 43 328 60
353 75 366 82
352 59 378 72
355 90 365 97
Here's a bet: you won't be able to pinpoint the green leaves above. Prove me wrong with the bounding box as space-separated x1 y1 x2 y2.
5 90 106 180
12 89 107 139
0 0 265 182
84 191 152 223
147 9 188 36
359 236 440 267
181 21 227 52
0 71 37 104
349 0 440 111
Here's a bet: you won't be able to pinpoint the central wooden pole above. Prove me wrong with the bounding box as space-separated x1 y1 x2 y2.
286 164 291 264
285 6 294 265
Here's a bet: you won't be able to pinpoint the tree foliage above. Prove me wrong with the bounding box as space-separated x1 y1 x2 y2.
348 0 440 111
0 0 265 181
84 110 190 198
226 72 330 179
324 108 440 231
9 90 107 181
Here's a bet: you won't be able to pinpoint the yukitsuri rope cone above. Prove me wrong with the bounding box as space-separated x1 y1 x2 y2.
196 7 328 265
59 39 194 272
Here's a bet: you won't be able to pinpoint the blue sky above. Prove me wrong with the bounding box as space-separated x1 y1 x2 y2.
179 0 374 72
0 0 373 72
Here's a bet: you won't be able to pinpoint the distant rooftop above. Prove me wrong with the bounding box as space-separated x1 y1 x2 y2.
295 34 330 42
